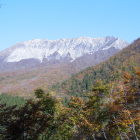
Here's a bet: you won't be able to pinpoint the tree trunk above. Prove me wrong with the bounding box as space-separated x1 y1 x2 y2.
102 129 107 140
92 133 96 140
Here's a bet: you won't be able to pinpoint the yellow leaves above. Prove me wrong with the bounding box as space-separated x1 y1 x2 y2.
109 104 123 112
118 121 131 127
82 108 94 116
117 117 140 127
80 117 93 128
123 72 132 80
136 71 140 77
69 96 85 109
69 116 78 124
79 117 100 132
115 109 140 128
122 109 131 116
134 67 140 77
71 96 84 104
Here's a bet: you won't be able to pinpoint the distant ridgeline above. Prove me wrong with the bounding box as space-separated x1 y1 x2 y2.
52 38 140 97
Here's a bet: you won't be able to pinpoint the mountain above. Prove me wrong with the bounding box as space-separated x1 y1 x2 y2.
0 36 128 96
0 36 127 71
53 38 140 97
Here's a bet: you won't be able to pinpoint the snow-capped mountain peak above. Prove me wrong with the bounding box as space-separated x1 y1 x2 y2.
0 36 128 63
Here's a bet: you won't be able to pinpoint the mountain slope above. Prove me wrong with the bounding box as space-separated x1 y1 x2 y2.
0 36 128 96
53 38 140 96
1 37 127 62
0 37 127 71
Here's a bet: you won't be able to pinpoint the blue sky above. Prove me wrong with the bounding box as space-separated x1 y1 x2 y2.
0 0 140 50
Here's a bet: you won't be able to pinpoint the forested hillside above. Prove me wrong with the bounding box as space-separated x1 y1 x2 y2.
53 38 140 97
0 69 140 140
0 94 26 107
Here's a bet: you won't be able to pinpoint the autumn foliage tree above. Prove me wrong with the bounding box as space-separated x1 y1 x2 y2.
0 69 140 140
0 90 59 140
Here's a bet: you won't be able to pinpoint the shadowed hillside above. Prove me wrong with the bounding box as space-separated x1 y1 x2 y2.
53 38 140 97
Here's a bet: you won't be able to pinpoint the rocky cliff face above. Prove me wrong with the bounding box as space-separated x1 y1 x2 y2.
0 36 128 71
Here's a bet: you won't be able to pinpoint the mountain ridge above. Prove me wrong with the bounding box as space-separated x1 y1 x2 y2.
0 36 128 63
0 36 128 96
